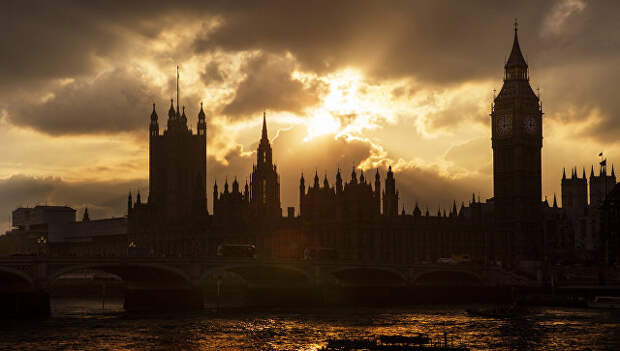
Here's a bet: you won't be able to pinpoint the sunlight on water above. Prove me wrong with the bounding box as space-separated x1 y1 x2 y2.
0 298 618 350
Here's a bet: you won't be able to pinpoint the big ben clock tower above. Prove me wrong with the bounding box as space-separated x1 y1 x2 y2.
491 22 543 263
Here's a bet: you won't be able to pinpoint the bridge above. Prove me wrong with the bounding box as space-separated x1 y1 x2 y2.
0 256 525 316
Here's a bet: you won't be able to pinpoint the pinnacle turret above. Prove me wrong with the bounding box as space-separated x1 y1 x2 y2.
151 103 158 121
198 102 205 119
168 99 176 118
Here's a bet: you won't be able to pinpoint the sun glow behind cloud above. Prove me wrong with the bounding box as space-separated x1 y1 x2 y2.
298 68 398 141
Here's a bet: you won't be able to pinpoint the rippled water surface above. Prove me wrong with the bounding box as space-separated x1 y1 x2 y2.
1 298 619 350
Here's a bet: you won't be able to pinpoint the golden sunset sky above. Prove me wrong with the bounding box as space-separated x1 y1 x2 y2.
0 0 618 229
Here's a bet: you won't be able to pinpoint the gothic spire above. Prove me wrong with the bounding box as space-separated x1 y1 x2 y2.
176 65 180 114
562 167 566 180
261 111 268 141
553 193 558 208
506 19 527 70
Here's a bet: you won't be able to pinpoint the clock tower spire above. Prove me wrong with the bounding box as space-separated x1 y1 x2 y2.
491 22 543 264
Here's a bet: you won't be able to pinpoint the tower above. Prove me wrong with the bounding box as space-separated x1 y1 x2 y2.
491 22 543 261
299 173 305 217
249 112 282 219
383 166 398 216
147 69 207 222
374 169 381 214
590 164 617 207
561 167 588 218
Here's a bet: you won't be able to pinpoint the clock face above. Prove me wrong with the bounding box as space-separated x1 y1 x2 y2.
524 117 537 134
496 114 512 136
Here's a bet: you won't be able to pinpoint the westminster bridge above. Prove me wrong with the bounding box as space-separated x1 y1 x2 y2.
0 256 527 316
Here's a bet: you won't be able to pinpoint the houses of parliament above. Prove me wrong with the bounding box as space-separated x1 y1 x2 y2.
127 25 620 267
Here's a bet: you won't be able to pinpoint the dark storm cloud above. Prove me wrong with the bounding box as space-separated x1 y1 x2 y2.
201 62 227 84
0 175 147 231
2 1 156 90
7 69 162 135
3 1 620 139
221 54 324 118
193 1 551 83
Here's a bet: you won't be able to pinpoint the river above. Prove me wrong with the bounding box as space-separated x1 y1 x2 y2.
0 297 619 350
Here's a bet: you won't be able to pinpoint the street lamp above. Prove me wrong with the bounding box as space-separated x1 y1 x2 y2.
36 235 47 256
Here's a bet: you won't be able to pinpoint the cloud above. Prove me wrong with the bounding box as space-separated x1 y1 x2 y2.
542 0 587 36
202 61 227 84
192 1 552 83
395 164 490 212
7 69 162 135
221 53 324 118
1 0 620 217
444 137 492 175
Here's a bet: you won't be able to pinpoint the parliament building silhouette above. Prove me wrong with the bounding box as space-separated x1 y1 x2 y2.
127 25 620 268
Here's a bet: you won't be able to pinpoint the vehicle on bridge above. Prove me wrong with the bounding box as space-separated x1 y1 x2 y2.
304 247 338 261
437 257 458 265
451 254 472 264
216 244 256 258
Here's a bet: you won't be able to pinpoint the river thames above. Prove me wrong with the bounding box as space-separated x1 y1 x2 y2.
0 298 619 350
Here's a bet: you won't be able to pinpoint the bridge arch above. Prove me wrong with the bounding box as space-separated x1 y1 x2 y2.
328 266 408 286
49 263 192 286
200 263 311 285
0 266 34 290
414 270 482 285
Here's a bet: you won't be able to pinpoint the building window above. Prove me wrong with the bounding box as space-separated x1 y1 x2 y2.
263 179 267 204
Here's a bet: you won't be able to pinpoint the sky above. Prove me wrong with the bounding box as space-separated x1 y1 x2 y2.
1 0 619 230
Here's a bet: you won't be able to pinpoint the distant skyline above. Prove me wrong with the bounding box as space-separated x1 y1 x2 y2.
1 0 619 229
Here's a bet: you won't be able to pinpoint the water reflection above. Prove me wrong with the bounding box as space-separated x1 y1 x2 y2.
0 298 618 350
